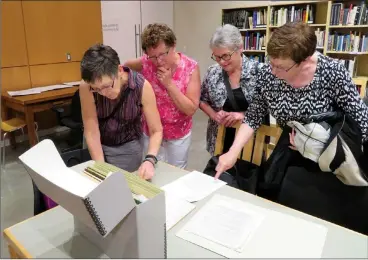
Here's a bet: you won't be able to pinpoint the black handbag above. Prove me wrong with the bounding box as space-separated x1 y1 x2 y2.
202 71 260 194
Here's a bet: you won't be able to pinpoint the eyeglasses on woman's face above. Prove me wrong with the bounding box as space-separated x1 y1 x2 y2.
211 50 236 62
147 48 170 62
89 78 115 94
266 56 296 72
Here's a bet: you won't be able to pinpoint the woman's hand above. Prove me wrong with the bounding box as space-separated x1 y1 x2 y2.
222 112 244 127
157 67 172 88
214 150 238 179
289 128 297 151
138 161 155 180
213 110 228 124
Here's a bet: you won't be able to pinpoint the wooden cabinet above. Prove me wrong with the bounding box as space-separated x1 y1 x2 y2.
22 1 103 65
101 1 174 62
1 1 28 67
1 67 31 91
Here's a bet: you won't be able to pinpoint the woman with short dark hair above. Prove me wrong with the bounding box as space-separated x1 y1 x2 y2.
79 44 163 179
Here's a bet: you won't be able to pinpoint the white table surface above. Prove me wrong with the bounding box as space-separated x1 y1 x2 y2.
4 161 368 258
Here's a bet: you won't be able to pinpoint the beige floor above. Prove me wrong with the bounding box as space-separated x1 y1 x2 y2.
0 110 211 258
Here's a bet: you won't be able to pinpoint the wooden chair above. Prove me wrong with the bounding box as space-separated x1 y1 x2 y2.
1 117 39 171
214 123 283 166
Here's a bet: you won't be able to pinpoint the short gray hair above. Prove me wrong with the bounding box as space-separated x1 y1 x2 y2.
209 24 243 50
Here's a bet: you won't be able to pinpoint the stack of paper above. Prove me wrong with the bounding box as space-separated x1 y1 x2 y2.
84 162 163 199
63 81 80 86
8 84 75 97
176 194 328 258
161 171 227 203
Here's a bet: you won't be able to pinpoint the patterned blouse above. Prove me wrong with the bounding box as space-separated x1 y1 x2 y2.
244 53 368 142
200 55 264 155
141 53 198 140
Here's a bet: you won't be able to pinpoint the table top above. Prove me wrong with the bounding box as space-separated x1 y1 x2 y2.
1 87 78 105
4 161 368 259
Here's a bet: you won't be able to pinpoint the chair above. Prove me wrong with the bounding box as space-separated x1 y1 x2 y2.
52 89 83 153
1 118 39 171
214 123 283 166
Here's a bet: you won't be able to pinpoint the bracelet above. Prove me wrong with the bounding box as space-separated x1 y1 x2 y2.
143 158 155 167
145 154 158 164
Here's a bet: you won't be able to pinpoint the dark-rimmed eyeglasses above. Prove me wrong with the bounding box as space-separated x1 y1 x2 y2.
147 49 170 61
211 50 236 62
89 79 115 93
266 55 296 72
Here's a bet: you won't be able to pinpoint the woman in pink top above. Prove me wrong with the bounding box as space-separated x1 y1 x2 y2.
124 23 201 168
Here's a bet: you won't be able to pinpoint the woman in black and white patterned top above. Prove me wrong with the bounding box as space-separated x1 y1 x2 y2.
215 22 368 177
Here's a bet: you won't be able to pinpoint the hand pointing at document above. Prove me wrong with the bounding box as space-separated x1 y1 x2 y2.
214 150 238 179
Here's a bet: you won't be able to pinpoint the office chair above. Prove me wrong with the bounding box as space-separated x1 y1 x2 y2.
52 89 83 153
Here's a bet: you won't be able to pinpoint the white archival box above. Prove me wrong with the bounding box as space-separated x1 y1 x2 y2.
18 139 166 259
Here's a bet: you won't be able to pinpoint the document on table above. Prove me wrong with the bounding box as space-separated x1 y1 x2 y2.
161 171 226 203
8 88 41 96
176 194 328 258
165 192 196 231
7 84 75 96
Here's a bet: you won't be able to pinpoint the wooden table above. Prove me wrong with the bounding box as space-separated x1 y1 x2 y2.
1 87 78 146
3 161 368 259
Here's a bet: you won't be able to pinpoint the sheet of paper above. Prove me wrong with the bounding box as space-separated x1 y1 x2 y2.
161 171 226 203
176 194 328 258
165 191 196 231
178 194 263 253
8 89 41 96
19 139 98 197
63 81 81 86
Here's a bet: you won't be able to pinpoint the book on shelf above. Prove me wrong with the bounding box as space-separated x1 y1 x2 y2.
243 32 266 51
270 4 314 27
223 8 267 29
315 28 325 48
334 57 357 77
328 31 368 52
330 1 368 26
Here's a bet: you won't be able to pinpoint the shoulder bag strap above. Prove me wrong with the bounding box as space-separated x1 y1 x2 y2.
222 70 240 111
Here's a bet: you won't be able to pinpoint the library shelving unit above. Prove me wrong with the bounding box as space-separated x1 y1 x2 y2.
222 0 367 98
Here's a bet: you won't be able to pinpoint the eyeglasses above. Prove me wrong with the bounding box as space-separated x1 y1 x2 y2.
211 50 236 62
89 79 115 93
266 56 296 72
147 49 170 61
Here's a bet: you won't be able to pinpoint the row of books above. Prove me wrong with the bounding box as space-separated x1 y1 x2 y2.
270 4 314 27
327 31 368 53
222 9 267 29
330 2 368 26
243 32 266 51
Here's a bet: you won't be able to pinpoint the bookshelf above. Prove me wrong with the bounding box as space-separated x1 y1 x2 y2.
222 0 368 97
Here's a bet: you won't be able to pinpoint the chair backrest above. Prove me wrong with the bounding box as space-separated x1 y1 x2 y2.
70 89 82 123
214 123 282 166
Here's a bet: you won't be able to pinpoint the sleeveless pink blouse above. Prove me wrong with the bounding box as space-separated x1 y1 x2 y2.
141 53 197 139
